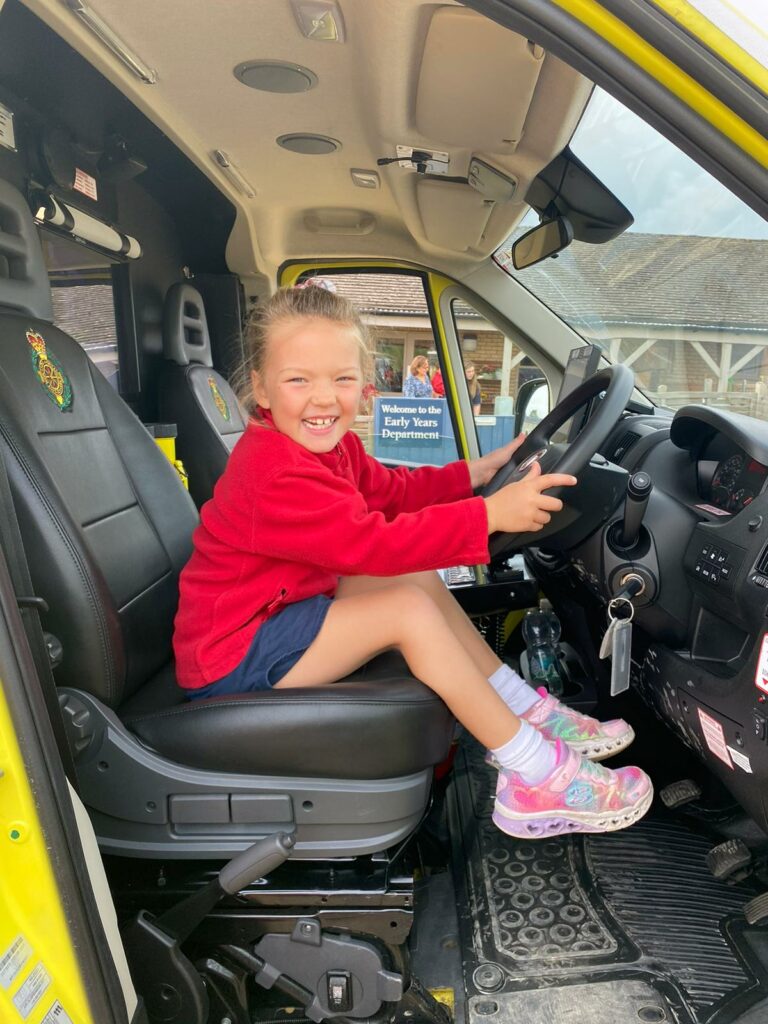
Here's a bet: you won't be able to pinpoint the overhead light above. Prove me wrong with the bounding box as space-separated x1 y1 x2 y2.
291 0 346 42
212 150 256 198
277 133 340 155
350 169 380 189
234 60 318 94
63 0 157 84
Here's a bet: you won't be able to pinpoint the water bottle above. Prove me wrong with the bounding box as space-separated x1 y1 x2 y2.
522 598 564 697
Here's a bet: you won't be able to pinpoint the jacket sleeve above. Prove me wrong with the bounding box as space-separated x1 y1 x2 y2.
351 434 474 517
250 460 489 575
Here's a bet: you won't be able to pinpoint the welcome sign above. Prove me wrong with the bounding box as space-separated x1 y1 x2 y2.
374 396 445 448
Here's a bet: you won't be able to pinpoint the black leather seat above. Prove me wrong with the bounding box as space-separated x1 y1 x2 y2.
159 282 246 506
0 179 453 858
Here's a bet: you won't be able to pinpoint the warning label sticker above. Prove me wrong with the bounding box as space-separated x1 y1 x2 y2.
727 746 753 774
698 708 734 769
12 963 50 1019
754 633 768 694
0 101 16 151
0 935 31 990
73 167 98 202
41 1000 74 1024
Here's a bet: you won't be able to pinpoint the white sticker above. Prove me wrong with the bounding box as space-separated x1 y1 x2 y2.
12 963 50 1019
727 746 753 774
41 1000 74 1024
0 101 16 151
754 633 768 694
0 935 31 990
694 503 731 516
73 167 98 201
698 708 734 768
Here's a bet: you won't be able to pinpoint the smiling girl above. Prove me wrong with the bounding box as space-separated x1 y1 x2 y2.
173 284 650 839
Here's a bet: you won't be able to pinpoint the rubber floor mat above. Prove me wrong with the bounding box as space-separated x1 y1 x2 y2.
451 739 768 1024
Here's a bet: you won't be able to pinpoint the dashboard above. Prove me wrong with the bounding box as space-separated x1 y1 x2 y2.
527 402 768 837
699 438 768 514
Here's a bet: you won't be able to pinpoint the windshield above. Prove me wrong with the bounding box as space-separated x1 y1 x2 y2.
494 87 768 419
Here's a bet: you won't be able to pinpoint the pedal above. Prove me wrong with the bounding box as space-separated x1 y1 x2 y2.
660 779 702 809
706 839 752 881
744 892 768 926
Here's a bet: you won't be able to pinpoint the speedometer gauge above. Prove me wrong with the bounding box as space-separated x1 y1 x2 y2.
711 454 745 509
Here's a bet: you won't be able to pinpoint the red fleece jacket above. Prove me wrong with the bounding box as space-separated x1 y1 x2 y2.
173 419 490 688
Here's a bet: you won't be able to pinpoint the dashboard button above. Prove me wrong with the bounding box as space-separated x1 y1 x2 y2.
708 550 718 562
721 565 731 579
701 545 710 556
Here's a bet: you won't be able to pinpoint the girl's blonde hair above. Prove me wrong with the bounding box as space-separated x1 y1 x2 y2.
234 283 371 412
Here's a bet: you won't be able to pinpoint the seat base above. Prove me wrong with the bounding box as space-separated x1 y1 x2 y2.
61 688 435 858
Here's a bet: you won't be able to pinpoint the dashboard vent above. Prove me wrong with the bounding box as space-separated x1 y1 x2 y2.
756 545 768 576
611 430 640 463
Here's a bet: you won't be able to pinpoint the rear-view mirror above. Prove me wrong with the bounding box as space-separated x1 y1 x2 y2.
512 216 574 270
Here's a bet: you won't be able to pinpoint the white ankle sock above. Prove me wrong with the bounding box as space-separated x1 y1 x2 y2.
488 663 541 716
491 720 559 784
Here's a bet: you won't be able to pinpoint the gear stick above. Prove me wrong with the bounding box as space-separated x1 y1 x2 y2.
621 471 652 548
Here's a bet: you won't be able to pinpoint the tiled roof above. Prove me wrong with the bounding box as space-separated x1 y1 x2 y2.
327 233 768 332
497 233 768 332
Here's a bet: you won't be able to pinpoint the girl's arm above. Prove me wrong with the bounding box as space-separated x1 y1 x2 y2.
252 460 490 575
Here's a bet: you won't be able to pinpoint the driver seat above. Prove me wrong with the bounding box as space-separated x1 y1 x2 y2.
0 179 453 858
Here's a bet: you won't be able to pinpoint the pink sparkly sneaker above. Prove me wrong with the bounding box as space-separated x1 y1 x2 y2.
485 688 634 766
492 740 653 839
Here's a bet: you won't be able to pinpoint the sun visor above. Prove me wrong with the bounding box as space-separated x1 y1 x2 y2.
416 179 493 252
415 8 544 152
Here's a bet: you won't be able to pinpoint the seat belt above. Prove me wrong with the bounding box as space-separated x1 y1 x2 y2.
0 440 78 787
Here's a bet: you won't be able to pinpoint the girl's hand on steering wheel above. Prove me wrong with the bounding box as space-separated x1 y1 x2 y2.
468 433 527 490
484 461 577 535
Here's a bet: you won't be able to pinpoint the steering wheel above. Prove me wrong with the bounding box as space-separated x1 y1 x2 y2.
480 364 635 557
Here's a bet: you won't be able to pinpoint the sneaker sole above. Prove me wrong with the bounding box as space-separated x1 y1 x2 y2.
484 725 635 770
569 725 635 762
492 784 653 839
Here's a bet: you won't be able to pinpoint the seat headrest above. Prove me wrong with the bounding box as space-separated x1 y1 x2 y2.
0 179 53 322
162 282 213 366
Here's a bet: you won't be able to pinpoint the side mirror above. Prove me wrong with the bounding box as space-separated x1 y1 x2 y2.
512 216 574 270
515 377 549 435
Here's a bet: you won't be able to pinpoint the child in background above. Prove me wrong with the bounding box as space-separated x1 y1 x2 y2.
173 284 651 839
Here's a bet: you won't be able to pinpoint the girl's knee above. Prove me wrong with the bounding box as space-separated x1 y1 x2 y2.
386 583 443 626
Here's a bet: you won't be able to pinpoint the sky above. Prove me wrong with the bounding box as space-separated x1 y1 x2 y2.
560 0 768 240
569 88 768 240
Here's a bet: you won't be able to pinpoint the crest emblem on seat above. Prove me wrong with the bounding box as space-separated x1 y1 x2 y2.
208 376 230 421
26 330 73 412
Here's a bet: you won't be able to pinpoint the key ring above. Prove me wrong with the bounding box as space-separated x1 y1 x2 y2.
608 597 635 623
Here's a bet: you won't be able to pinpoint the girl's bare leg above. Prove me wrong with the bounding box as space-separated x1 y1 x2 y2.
274 583 520 751
337 571 502 679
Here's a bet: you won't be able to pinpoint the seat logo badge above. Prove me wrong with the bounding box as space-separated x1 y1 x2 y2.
208 377 230 421
26 330 73 412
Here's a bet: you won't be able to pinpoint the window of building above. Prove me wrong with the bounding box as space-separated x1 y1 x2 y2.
451 298 546 453
41 232 121 391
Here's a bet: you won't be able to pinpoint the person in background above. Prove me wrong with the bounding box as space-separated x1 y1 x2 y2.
403 355 435 398
465 361 482 415
430 362 445 397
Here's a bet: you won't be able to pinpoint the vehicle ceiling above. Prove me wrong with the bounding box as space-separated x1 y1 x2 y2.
21 0 592 283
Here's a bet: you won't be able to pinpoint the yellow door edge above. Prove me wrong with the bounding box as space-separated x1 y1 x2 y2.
550 0 768 168
0 681 93 1024
648 0 768 97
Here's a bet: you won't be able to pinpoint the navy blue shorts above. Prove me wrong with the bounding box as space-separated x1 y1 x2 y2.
188 594 332 700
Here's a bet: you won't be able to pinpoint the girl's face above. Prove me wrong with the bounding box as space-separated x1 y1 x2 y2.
251 317 364 454
465 365 475 379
